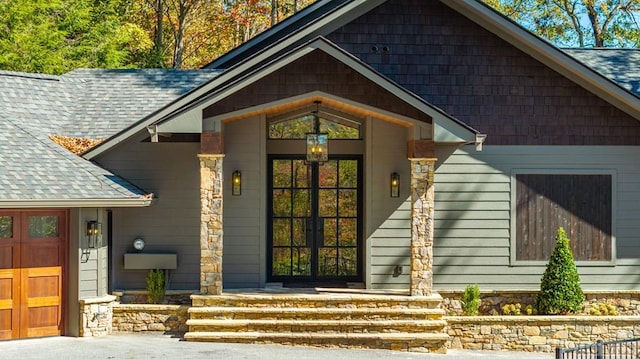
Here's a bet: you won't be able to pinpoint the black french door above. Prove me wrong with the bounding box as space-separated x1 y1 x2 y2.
268 155 362 284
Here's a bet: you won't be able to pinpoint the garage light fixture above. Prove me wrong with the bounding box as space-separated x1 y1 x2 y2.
86 220 102 248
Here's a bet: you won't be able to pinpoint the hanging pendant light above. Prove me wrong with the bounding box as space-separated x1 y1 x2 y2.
306 101 328 163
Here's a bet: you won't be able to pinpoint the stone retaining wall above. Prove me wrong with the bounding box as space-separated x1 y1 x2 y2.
440 291 640 316
447 316 640 352
112 304 189 334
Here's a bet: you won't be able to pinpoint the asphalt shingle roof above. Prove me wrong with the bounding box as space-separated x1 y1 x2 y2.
0 68 220 203
0 48 637 203
60 68 221 138
565 48 640 98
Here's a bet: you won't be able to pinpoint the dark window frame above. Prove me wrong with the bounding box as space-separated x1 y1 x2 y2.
510 169 616 266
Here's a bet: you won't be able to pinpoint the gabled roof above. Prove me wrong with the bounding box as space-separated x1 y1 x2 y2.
204 0 640 122
0 69 218 206
0 112 150 207
60 69 221 138
84 36 481 159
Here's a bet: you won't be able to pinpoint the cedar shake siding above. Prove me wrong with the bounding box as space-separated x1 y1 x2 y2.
203 50 431 123
327 0 640 145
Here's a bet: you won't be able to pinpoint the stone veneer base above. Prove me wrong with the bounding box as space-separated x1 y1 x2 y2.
79 295 117 337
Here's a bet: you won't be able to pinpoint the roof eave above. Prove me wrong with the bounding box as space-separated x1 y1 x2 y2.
444 0 640 121
0 198 153 209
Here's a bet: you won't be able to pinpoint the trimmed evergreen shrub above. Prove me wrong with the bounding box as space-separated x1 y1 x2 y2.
146 269 166 304
535 227 585 315
461 283 481 316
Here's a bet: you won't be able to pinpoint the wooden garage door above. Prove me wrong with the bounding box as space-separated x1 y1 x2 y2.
0 210 66 340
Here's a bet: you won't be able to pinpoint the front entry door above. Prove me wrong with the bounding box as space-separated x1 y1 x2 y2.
268 156 362 284
0 210 66 340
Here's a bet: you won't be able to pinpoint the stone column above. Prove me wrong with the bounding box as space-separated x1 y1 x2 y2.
198 154 224 295
409 158 436 296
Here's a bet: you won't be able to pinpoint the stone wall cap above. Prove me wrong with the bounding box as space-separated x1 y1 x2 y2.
197 154 225 158
112 289 198 295
446 315 640 323
439 289 640 295
79 294 117 305
114 304 189 311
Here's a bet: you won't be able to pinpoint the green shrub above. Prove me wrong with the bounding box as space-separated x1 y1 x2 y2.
502 303 521 315
534 228 584 315
461 284 481 316
588 303 619 316
501 303 536 315
146 269 166 304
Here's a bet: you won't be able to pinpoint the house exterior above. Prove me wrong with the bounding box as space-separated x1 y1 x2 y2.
1 0 640 341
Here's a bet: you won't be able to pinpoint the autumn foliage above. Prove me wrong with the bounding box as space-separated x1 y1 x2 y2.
49 135 105 155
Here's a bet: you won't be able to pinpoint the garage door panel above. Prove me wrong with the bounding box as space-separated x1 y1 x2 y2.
0 310 14 340
0 269 19 340
22 244 61 268
0 247 15 269
26 269 61 298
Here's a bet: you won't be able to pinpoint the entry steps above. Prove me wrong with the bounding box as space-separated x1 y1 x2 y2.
184 291 448 352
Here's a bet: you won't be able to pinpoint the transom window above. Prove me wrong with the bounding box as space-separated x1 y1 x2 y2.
268 107 361 140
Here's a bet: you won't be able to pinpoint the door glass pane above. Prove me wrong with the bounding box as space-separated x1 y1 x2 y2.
318 248 337 276
293 160 310 188
28 216 58 238
339 160 358 187
273 189 291 216
273 160 292 187
323 219 337 246
292 189 311 217
339 190 357 217
338 248 357 276
272 219 290 246
318 189 337 217
272 248 291 276
319 161 337 188
0 216 12 238
292 218 307 246
339 218 357 246
293 248 311 276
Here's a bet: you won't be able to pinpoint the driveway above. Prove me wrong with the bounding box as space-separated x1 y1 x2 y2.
0 333 553 359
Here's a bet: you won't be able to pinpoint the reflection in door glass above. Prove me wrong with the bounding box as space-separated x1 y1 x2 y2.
28 216 58 238
0 216 12 238
272 248 291 276
272 219 290 246
294 248 311 275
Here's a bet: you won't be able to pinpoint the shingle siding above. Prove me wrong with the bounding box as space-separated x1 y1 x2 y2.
203 49 431 123
327 0 640 145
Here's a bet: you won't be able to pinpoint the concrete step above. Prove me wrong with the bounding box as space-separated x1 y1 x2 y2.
190 293 443 309
187 306 446 321
186 318 447 333
183 331 449 352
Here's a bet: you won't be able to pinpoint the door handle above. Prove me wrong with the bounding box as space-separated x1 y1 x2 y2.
305 217 313 248
317 217 324 247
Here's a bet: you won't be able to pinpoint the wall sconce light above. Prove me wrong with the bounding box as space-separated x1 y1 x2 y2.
86 220 102 248
390 172 400 197
133 237 145 252
232 170 241 196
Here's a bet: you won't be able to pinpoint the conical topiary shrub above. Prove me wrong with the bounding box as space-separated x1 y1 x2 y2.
534 227 585 315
